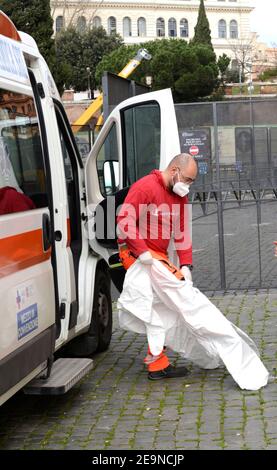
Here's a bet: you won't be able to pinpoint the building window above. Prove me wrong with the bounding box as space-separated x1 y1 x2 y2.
218 19 227 38
230 20 238 39
168 18 177 37
156 18 165 37
108 16 116 35
123 17 132 37
137 17 146 37
56 16 64 33
77 16 86 33
180 18 189 38
91 16 101 28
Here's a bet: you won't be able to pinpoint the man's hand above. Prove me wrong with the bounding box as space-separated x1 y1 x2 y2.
139 251 153 265
181 265 192 282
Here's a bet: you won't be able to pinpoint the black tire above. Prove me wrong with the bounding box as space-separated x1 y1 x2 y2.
93 269 113 352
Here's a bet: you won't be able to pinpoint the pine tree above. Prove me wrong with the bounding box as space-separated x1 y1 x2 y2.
96 39 219 102
56 26 123 91
192 0 213 50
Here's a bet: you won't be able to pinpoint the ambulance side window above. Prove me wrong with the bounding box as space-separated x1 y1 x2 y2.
59 133 73 182
96 123 119 196
122 102 161 186
58 131 76 226
0 88 47 214
54 104 82 245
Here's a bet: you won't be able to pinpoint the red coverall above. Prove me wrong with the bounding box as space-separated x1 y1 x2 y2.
0 186 35 215
117 170 192 372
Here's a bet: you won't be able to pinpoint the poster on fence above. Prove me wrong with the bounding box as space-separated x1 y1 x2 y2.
179 128 211 160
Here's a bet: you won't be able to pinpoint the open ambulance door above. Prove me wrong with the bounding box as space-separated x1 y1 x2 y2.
85 88 180 293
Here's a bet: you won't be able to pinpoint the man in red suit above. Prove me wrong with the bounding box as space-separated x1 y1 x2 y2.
0 186 35 215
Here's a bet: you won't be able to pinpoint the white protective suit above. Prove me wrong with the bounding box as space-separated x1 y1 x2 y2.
117 258 269 390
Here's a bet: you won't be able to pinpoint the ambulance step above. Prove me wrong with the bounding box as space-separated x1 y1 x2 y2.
23 358 93 395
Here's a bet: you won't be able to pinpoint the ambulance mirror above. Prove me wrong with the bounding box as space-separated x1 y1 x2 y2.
103 160 119 196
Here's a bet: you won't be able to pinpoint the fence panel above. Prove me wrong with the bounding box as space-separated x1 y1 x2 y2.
175 99 277 290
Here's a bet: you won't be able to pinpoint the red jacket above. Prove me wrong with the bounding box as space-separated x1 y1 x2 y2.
117 170 192 265
0 187 35 215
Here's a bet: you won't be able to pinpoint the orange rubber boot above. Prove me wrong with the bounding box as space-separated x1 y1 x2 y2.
144 346 170 372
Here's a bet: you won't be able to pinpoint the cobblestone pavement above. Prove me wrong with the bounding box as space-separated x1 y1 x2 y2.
0 289 277 450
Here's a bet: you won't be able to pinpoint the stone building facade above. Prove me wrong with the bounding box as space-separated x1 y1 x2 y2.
51 0 256 60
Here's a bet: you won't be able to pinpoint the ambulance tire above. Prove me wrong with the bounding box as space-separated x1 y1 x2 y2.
93 269 113 352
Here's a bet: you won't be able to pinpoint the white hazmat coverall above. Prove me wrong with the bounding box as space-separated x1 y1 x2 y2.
117 258 269 391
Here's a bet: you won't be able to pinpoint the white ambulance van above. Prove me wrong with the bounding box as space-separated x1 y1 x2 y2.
0 11 180 405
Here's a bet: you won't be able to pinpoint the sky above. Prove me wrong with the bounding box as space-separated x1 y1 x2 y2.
250 0 277 45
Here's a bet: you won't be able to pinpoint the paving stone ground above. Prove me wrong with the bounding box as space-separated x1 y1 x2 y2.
0 289 277 451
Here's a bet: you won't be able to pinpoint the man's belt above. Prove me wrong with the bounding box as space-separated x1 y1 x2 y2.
118 245 185 281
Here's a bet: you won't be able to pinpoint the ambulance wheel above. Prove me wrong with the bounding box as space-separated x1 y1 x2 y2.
93 269 113 352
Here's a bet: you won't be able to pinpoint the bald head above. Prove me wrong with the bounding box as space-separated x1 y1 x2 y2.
167 153 196 171
162 153 198 189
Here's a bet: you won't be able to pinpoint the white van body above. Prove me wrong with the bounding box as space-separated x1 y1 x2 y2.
0 12 180 405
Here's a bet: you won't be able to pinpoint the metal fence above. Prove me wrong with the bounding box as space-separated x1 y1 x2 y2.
175 99 277 291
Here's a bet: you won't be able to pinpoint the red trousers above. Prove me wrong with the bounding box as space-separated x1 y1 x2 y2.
143 346 170 372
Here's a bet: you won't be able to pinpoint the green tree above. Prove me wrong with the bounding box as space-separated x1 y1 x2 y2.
218 53 231 85
258 67 277 82
0 0 55 66
96 39 219 102
56 26 123 91
226 68 241 84
191 0 213 50
95 44 143 86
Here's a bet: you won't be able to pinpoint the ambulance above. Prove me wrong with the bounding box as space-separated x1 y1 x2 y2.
0 11 180 405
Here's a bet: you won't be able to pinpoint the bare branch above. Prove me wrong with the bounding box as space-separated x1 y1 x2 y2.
51 0 87 27
228 35 257 75
87 0 105 25
51 0 58 18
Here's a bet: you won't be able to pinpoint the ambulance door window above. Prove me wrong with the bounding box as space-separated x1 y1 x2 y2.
54 105 82 247
96 123 119 196
59 131 78 241
0 88 47 214
121 102 161 186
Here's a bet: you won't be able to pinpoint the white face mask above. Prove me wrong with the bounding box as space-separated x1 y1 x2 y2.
172 170 190 197
172 181 190 197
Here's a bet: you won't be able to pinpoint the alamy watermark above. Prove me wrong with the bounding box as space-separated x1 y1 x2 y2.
84 196 192 251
